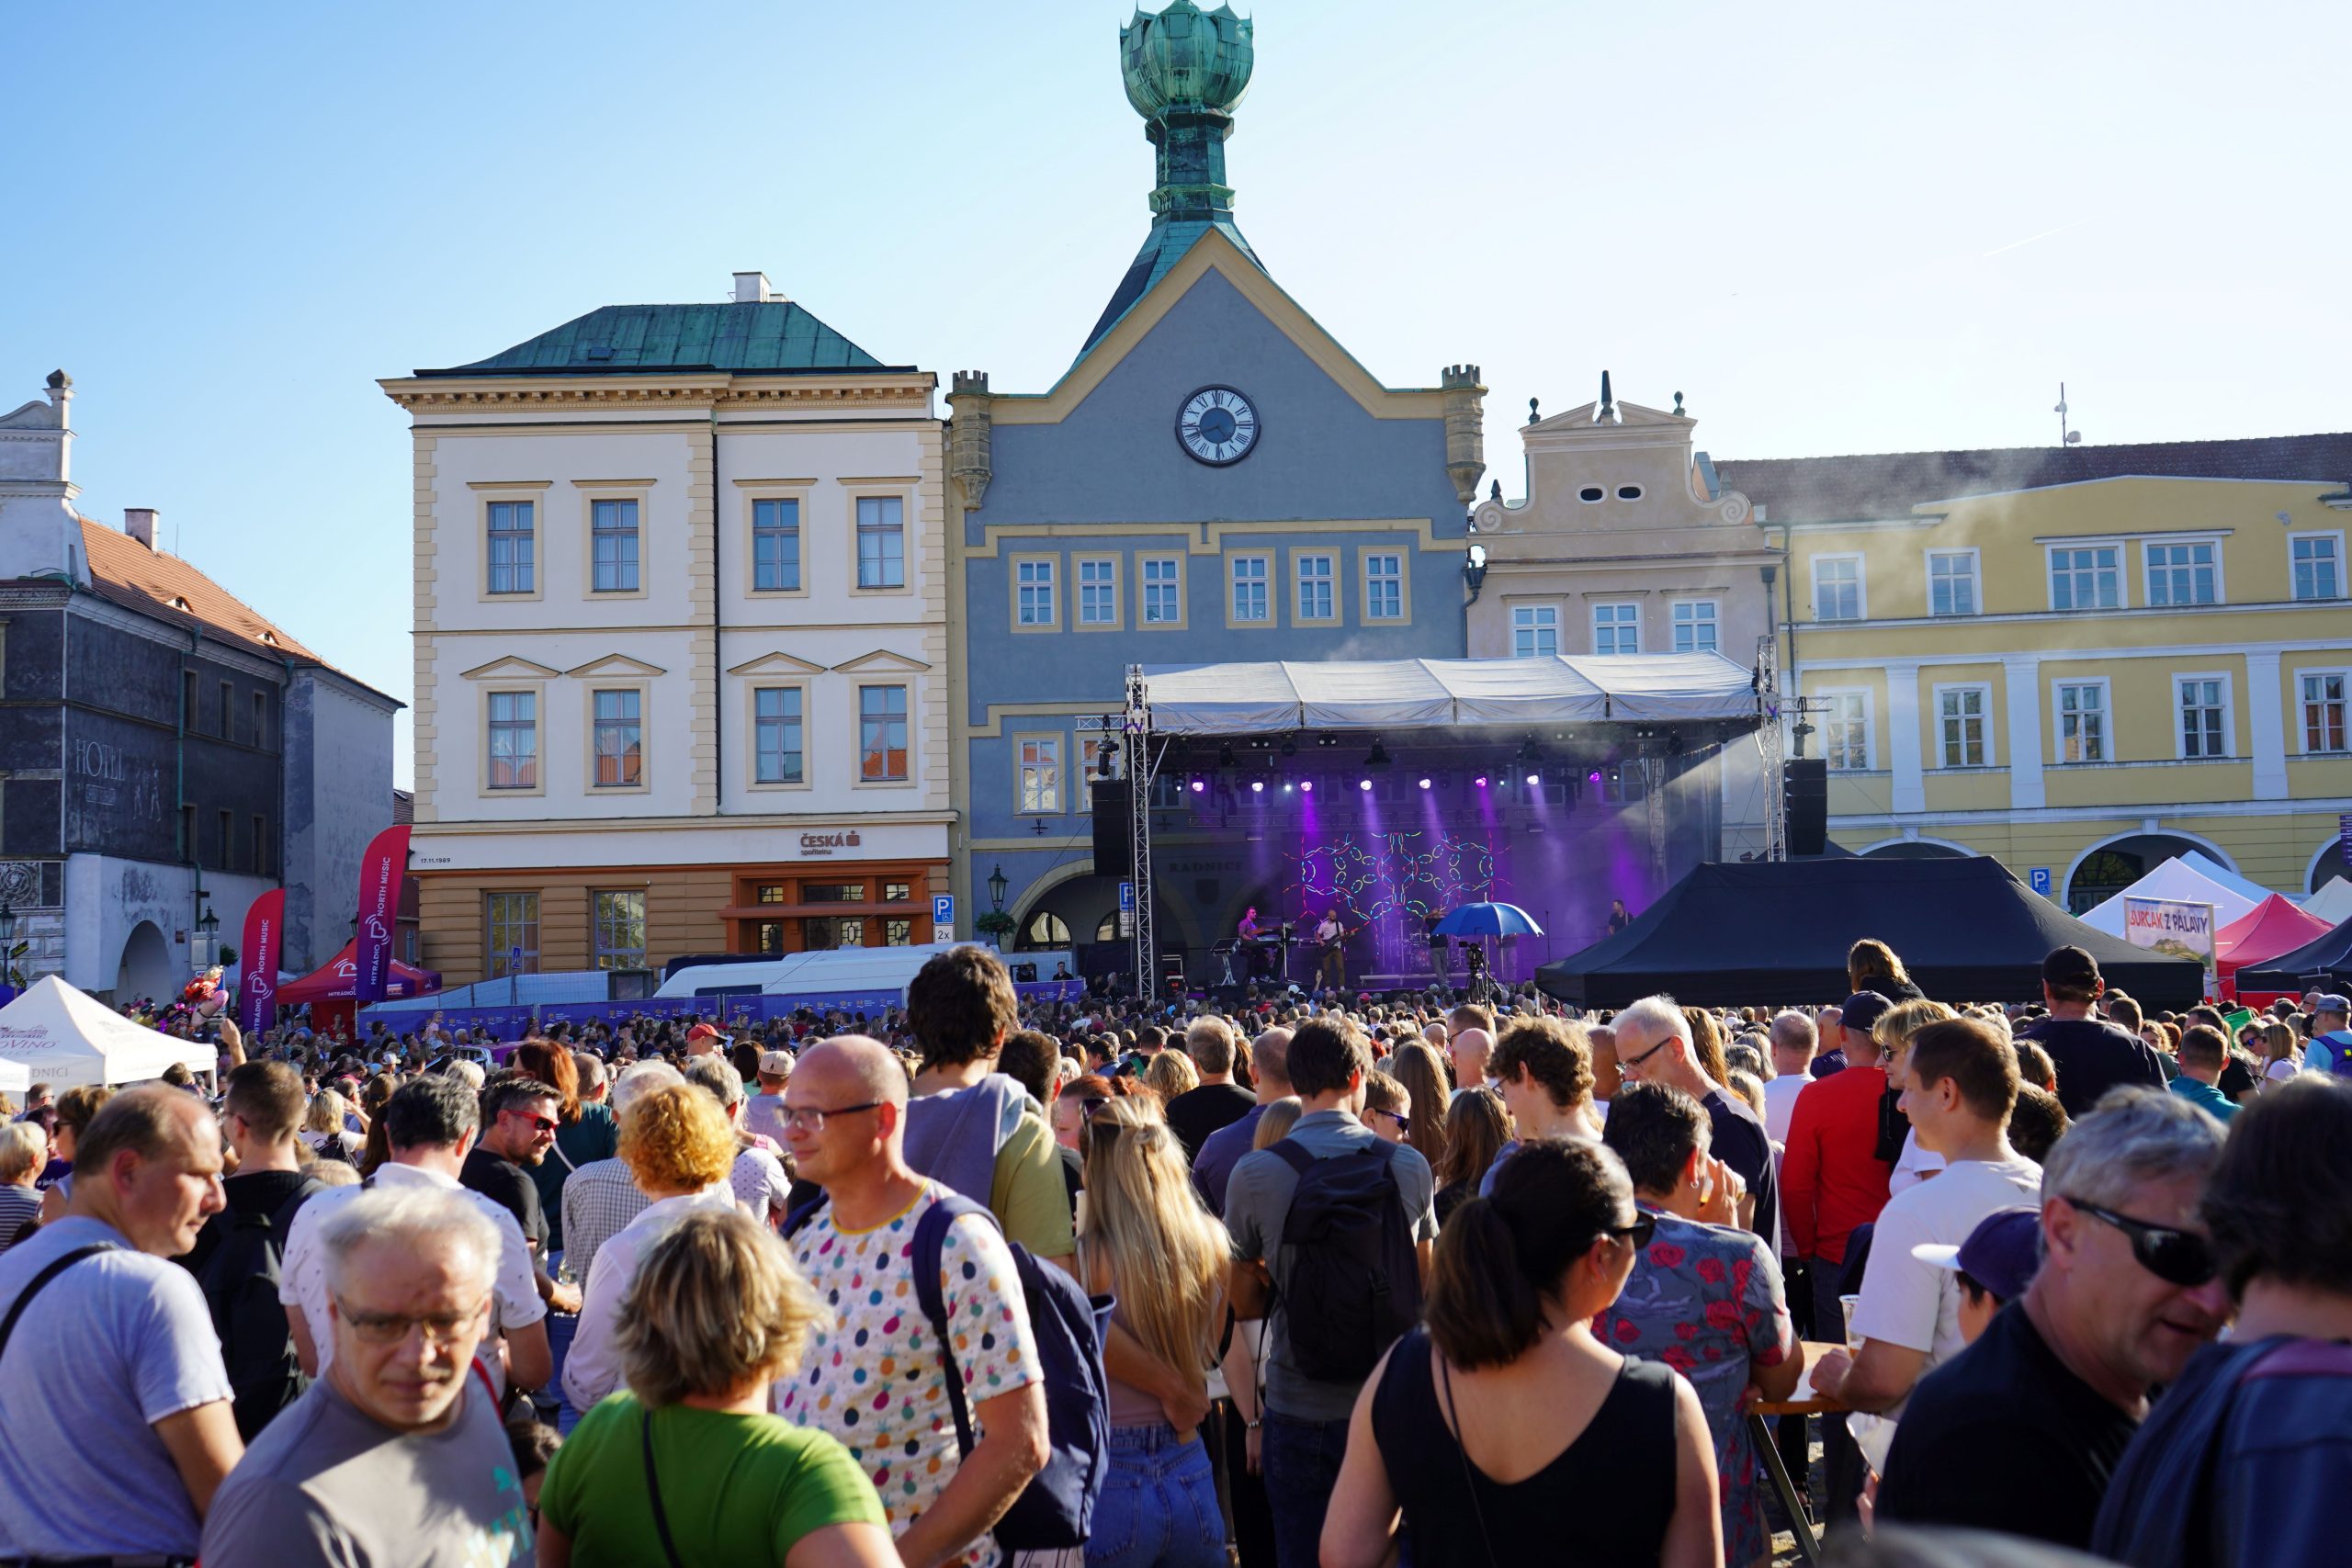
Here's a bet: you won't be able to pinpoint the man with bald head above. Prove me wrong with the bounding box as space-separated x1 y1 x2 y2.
781 1038 1048 1568
1194 1026 1294 1216
1447 1027 1494 1097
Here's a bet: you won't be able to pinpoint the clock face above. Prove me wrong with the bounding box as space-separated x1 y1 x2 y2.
1176 385 1260 466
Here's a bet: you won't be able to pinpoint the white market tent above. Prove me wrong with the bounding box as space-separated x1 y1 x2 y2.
1138 653 1758 735
2306 877 2352 926
0 976 213 1089
2078 857 2262 938
2172 851 2277 908
0 1058 25 1095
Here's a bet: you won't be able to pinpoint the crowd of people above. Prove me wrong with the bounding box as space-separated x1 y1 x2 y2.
1 934 2348 1567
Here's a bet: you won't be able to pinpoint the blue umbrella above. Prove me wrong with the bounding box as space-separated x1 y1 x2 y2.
1433 902 1545 939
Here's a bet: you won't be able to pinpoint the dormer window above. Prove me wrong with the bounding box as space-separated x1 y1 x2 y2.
1616 485 1644 502
260 630 279 647
1577 486 1605 503
169 595 192 612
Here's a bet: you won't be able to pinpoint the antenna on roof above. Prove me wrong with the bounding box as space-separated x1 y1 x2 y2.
2054 383 2082 446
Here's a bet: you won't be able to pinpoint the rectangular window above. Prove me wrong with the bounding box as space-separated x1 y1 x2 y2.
592 689 643 787
2177 677 2229 759
2056 682 2107 763
1016 558 1057 627
1928 551 1978 616
1512 604 1558 659
1077 558 1119 626
487 501 535 594
1364 553 1404 620
487 691 537 790
220 681 234 739
179 803 195 863
252 692 268 750
1229 557 1269 623
753 687 804 784
591 499 640 592
1295 554 1335 621
855 496 905 588
2050 545 2121 611
1141 557 1182 625
885 919 913 946
752 499 801 592
860 685 909 782
1019 736 1062 813
1080 735 1125 782
487 893 539 977
592 890 647 970
1814 557 1863 621
883 881 912 903
1938 686 1989 767
1592 603 1640 655
2292 536 2343 601
252 815 266 875
2301 673 2347 754
1824 692 1871 772
801 883 865 904
1670 600 1718 653
2146 540 2218 607
217 808 233 868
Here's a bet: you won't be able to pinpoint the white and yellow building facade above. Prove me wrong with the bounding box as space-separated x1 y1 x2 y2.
1760 463 2352 909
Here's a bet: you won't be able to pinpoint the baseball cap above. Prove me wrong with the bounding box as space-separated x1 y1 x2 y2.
1914 1206 2041 1303
757 1050 795 1077
1838 991 1894 1033
2312 993 2350 1017
685 1023 720 1044
2043 945 2102 990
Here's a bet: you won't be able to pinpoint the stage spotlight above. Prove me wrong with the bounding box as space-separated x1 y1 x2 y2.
1358 779 1373 792
1473 774 1488 787
1417 777 1432 790
1300 780 1314 793
1283 781 1295 793
1189 778 1206 794
1250 780 1264 793
1524 773 1540 786
1365 740 1393 770
1589 770 1603 784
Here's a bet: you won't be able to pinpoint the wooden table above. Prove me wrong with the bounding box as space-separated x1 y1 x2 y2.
1749 1342 1850 1567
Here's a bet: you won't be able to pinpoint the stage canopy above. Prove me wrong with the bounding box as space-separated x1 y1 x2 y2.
0 976 214 1089
1139 653 1758 735
2077 856 2261 937
1534 856 2205 1010
277 941 442 1007
2234 912 2352 996
2216 896 2335 990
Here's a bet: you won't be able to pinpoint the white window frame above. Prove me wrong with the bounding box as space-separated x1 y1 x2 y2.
1293 551 1339 626
2173 671 2234 761
2289 531 2346 603
853 492 909 592
1812 554 1866 622
746 492 807 596
1138 555 1186 629
1925 547 1981 617
2045 540 2126 612
1511 604 1559 659
2295 666 2351 755
749 683 808 789
2052 678 2112 765
1080 735 1125 783
484 687 542 795
1015 733 1064 814
588 496 643 595
2143 536 2224 608
1362 551 1406 621
1817 688 1874 773
1591 601 1641 655
1931 682 1995 769
588 685 649 792
1227 554 1272 626
483 496 539 599
1074 555 1121 630
1668 598 1718 654
1012 554 1058 631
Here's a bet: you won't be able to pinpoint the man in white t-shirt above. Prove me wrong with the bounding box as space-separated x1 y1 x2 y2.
1814 1016 2042 1472
1761 1010 1816 1145
280 1076 548 1392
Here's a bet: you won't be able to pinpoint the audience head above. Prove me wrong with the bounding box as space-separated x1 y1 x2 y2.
1601 1080 1713 1206
223 1060 308 1152
1426 1140 1641 1369
906 945 1019 1070
1899 1018 2019 1152
618 1082 738 1199
1611 995 1694 1088
1488 1016 1594 1126
320 1186 502 1431
2201 1077 2352 1304
383 1075 481 1156
1769 1011 1818 1074
784 1035 910 1187
617 1207 823 1406
996 1030 1060 1108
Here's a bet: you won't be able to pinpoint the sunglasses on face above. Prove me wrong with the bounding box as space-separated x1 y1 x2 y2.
1372 1108 1410 1134
504 1111 560 1134
1607 1213 1659 1249
2068 1199 2218 1287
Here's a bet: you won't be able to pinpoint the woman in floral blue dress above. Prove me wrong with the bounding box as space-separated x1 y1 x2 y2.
1600 1082 1803 1568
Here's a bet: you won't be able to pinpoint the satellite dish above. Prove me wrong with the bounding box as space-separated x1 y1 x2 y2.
2064 431 2083 445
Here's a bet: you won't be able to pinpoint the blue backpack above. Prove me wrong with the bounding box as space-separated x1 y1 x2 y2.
789 1190 1114 1552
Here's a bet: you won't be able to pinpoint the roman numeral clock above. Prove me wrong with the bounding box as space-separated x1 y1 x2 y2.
1176 385 1261 466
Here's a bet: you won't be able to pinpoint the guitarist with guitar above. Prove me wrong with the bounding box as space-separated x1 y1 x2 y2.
1312 907 1356 990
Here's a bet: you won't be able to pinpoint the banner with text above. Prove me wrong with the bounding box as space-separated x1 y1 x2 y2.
236 889 284 1035
2124 897 2219 985
353 824 412 1006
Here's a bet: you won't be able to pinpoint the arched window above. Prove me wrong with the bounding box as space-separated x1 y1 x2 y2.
1095 912 1121 942
1019 910 1071 950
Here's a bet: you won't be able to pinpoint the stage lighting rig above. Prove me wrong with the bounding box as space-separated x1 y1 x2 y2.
1365 739 1393 770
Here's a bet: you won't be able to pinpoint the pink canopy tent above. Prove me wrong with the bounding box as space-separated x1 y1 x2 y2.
2215 895 2335 997
275 940 442 1038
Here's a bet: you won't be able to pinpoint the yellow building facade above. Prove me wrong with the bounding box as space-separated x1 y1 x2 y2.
1760 467 2352 909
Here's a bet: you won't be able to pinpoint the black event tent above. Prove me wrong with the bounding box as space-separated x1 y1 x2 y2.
1534 856 2205 1010
2233 913 2352 994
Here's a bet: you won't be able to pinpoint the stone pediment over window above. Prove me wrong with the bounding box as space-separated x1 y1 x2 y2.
727 651 828 677
459 655 561 681
564 653 668 679
831 649 931 673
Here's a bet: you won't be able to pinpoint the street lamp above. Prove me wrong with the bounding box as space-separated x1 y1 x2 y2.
988 864 1009 913
194 905 220 971
0 900 17 987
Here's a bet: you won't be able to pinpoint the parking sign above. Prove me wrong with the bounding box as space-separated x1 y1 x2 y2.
1119 881 1135 912
2029 868 2052 897
933 895 955 936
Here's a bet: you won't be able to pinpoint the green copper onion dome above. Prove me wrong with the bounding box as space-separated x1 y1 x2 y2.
1120 1 1253 122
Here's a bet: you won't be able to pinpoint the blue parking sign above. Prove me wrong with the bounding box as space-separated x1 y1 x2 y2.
933 895 955 935
2029 868 2052 897
1119 881 1135 912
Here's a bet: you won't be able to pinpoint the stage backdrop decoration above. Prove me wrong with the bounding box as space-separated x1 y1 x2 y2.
353 825 412 1006
236 889 284 1035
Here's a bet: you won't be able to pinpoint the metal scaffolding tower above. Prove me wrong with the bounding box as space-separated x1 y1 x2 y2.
1756 634 1788 862
1123 665 1159 995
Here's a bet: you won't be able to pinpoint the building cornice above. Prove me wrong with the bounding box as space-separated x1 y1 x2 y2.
379 370 936 417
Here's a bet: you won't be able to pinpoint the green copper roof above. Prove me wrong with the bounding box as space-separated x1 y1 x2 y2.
417 301 901 377
1081 219 1262 356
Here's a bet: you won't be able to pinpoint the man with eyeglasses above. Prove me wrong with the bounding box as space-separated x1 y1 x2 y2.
203 1187 533 1566
281 1077 551 1395
462 1074 579 1318
1877 1088 2228 1550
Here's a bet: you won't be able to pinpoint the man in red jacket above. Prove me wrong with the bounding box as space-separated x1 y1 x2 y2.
1781 988 1898 1526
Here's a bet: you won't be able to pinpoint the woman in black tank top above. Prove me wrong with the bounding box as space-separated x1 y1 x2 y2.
1322 1139 1723 1568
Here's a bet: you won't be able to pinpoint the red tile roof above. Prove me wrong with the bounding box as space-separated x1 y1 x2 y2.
1713 432 2352 526
78 517 324 663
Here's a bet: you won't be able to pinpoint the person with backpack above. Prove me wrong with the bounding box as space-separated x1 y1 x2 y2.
778 1036 1060 1568
1222 1016 1437 1568
2302 994 2352 1077
182 1060 329 1439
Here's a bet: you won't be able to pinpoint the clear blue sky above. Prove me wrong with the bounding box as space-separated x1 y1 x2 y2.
7 1 2346 790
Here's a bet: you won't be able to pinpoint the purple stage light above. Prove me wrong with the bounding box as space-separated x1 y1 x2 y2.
1525 773 1540 786
1474 774 1488 787
1190 779 1206 794
1358 779 1373 791
1589 770 1603 784
1250 780 1264 793
1300 781 1314 793
1417 777 1431 790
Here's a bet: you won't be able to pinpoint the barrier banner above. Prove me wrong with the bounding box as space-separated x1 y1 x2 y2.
353 825 412 1005
236 890 284 1035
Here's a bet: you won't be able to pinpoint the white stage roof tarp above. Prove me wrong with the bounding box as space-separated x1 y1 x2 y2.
0 976 213 1089
1140 654 1758 735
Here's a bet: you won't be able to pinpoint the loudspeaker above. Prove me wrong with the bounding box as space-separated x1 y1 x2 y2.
1784 759 1828 857
1091 781 1132 876
1159 953 1187 997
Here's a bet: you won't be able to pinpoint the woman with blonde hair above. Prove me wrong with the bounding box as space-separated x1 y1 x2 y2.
1080 1096 1250 1568
537 1207 896 1566
299 1087 364 1167
1848 938 1925 1001
1141 1048 1201 1106
563 1083 741 1413
2256 1019 2301 1091
1873 998 1957 1195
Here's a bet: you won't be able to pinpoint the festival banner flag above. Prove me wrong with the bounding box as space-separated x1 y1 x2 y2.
353 824 412 1005
236 889 285 1035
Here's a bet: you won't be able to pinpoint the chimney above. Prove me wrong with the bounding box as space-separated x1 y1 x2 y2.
124 508 160 550
733 271 775 304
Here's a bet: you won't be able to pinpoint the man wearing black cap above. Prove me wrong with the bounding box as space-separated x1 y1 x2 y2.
2018 947 2168 1117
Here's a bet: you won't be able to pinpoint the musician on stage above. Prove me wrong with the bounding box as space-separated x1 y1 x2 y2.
1606 897 1633 937
1238 906 1262 942
1314 905 1347 989
1236 906 1270 979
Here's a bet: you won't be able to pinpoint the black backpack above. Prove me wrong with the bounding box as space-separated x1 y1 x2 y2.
195 1177 325 1441
1271 1137 1422 1383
